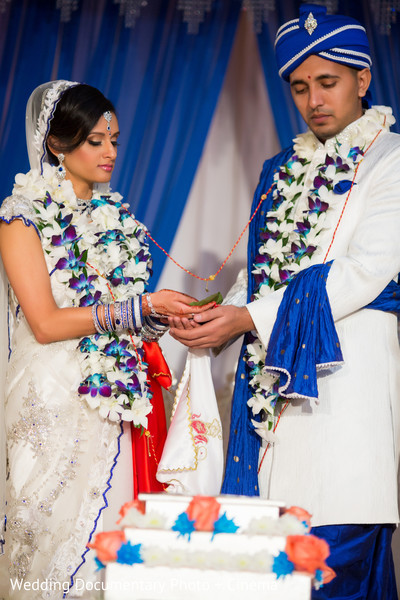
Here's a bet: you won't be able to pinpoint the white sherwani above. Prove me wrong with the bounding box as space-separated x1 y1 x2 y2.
242 108 400 526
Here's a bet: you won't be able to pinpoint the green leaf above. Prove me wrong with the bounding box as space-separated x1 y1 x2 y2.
190 292 223 306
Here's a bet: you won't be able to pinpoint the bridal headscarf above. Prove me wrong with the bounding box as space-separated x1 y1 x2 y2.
0 80 78 553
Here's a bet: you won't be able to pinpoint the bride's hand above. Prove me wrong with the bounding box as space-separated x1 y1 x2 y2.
145 289 216 318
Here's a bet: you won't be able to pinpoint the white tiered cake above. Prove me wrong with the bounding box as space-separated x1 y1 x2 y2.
91 493 335 600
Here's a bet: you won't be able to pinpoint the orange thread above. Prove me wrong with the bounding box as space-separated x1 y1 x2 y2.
132 183 275 285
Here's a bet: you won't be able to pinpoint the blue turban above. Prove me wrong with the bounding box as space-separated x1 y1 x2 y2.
275 3 372 81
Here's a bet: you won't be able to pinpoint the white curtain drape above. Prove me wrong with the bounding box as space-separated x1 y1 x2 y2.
158 13 280 448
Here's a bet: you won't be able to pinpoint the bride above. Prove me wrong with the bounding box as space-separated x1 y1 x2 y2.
0 80 210 598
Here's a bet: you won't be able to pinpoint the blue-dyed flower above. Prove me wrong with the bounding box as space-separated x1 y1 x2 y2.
334 156 350 172
135 248 149 264
291 240 316 261
313 175 328 189
52 224 78 246
57 213 73 229
295 220 311 235
325 155 335 167
69 273 98 294
79 290 102 307
348 146 362 161
279 268 295 284
78 337 98 353
90 195 111 209
212 513 239 540
115 374 141 394
95 229 126 247
260 230 279 242
308 196 329 214
254 272 270 288
172 512 196 540
104 339 132 360
55 249 86 273
333 180 355 195
118 355 138 373
43 191 53 208
109 265 132 287
78 373 112 398
272 551 295 579
116 542 144 565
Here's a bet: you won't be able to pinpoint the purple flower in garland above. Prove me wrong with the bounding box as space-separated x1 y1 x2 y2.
313 175 329 189
116 542 144 565
109 264 132 287
295 219 311 235
291 240 316 261
69 273 98 294
69 273 102 306
279 268 295 284
118 355 139 373
347 146 363 161
55 249 87 273
254 271 270 288
115 374 141 395
104 339 132 360
78 373 112 397
79 291 102 307
272 551 295 579
308 196 329 215
260 229 279 242
334 156 350 172
52 224 78 247
134 248 150 264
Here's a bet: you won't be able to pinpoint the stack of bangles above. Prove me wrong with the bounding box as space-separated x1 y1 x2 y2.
91 293 168 341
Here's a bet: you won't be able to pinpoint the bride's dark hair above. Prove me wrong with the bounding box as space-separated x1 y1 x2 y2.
46 84 116 164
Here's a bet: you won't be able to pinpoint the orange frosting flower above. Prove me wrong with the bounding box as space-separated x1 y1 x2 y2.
186 496 221 531
284 506 312 530
87 530 126 563
285 534 330 574
116 499 146 524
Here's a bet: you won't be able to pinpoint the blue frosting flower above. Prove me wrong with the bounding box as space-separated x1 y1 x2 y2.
116 542 144 565
212 512 239 539
172 512 196 540
272 551 295 579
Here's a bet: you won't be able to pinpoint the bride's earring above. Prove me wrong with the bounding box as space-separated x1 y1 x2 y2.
56 153 66 183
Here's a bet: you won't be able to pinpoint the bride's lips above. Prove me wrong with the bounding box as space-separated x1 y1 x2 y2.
98 164 113 172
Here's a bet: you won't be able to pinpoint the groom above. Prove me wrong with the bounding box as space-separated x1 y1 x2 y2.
170 4 400 598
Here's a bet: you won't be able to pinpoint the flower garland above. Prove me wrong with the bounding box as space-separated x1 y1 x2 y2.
12 163 153 425
246 106 395 435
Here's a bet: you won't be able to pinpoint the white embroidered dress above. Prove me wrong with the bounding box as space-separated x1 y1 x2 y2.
0 167 152 598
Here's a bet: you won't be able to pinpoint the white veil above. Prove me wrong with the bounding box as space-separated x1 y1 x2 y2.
0 80 78 554
25 80 79 171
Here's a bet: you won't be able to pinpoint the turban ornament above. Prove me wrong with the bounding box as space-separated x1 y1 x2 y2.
275 3 372 81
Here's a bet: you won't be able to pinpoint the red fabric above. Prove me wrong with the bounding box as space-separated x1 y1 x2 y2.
131 341 171 497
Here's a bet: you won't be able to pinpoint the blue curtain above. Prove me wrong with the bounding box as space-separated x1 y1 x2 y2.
255 0 400 149
0 0 241 286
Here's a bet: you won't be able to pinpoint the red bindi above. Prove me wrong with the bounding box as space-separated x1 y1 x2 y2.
307 75 311 79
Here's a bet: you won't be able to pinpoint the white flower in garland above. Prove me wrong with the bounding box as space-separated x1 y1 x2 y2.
11 165 154 425
247 106 394 435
